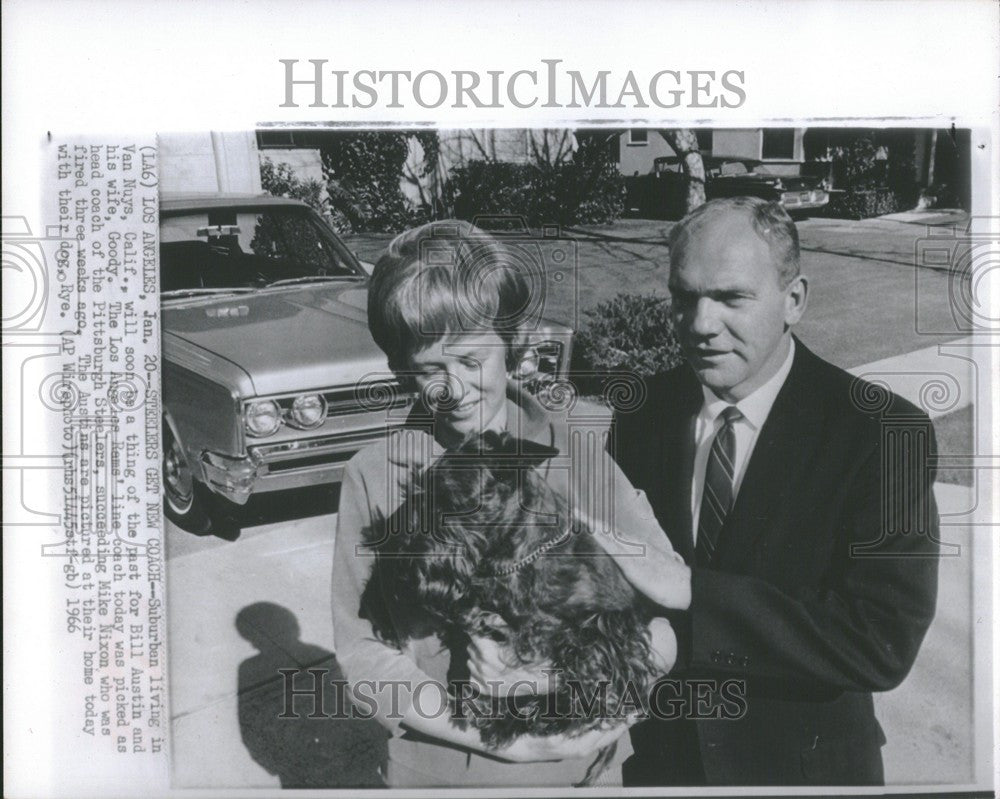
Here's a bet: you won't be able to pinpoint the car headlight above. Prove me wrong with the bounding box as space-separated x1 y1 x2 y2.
289 393 327 429
245 399 282 437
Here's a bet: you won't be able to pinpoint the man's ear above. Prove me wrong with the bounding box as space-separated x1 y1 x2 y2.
784 275 809 326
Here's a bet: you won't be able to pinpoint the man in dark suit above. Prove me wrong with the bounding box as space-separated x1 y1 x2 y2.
609 197 940 786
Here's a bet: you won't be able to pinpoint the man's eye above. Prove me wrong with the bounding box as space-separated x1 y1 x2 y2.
459 357 480 369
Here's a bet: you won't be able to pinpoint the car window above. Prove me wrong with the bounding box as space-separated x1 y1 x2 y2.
160 206 362 293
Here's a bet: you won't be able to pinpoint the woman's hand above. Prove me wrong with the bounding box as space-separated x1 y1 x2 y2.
579 509 693 611
648 616 678 674
400 680 634 764
467 635 555 697
493 722 633 763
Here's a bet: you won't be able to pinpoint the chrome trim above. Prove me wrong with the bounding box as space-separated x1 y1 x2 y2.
243 398 284 438
249 426 400 468
288 393 329 430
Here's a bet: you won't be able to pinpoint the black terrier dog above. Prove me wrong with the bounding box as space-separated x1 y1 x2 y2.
361 431 662 783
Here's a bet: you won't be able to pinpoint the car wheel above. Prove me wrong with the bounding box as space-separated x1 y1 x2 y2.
163 423 214 535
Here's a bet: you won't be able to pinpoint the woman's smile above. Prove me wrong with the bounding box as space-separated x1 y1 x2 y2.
446 397 480 418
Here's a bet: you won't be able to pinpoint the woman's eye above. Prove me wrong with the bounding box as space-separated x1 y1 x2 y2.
459 358 480 370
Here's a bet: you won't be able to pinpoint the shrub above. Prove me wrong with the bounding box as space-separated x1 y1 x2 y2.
320 132 429 233
451 140 625 227
570 293 683 395
817 131 920 219
452 161 536 226
826 188 904 220
260 159 327 213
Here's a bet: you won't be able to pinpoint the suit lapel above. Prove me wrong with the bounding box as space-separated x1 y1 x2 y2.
658 369 702 563
714 341 824 567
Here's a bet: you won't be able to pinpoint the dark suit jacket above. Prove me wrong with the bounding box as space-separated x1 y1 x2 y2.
609 339 940 786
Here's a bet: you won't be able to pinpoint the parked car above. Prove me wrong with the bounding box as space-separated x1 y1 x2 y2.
160 194 571 533
625 156 830 218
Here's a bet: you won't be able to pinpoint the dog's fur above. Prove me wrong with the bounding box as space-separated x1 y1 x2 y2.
361 431 660 771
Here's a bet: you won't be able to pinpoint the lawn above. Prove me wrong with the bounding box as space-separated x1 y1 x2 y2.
344 216 967 373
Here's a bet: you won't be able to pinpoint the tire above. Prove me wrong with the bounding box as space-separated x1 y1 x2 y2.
163 422 215 534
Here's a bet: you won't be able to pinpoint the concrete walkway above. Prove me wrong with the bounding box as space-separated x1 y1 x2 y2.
847 337 976 419
166 342 984 789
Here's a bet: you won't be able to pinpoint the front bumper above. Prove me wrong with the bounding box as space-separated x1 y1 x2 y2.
199 426 397 504
779 189 830 210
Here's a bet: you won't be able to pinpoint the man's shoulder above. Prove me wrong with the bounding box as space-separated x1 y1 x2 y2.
793 342 931 431
624 363 701 417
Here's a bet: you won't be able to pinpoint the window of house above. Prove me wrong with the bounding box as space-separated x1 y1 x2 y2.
695 129 713 153
257 130 297 149
627 129 649 146
761 129 796 160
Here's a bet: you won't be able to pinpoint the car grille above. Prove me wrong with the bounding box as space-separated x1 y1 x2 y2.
319 382 416 417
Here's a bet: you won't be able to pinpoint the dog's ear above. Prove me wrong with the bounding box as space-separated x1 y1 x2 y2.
544 535 638 614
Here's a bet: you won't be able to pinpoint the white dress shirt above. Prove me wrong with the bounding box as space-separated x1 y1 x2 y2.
690 338 796 543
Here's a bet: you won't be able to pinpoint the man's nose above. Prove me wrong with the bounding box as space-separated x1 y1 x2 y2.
687 298 721 338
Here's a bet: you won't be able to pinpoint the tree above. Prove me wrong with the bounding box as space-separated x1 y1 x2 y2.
659 129 706 213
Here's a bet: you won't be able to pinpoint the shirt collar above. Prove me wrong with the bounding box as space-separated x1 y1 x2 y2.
700 337 796 431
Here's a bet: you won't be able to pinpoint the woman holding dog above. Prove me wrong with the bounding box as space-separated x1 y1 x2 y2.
331 220 690 787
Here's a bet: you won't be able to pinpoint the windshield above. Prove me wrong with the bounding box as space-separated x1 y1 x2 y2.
160 205 363 295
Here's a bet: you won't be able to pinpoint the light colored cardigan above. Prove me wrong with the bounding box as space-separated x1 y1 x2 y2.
331 386 677 787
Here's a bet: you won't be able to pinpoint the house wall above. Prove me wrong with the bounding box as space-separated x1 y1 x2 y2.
714 128 805 169
158 131 263 194
616 129 807 176
439 129 577 167
712 129 761 160
617 131 676 176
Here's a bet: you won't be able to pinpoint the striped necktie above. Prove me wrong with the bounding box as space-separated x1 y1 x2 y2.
697 406 742 566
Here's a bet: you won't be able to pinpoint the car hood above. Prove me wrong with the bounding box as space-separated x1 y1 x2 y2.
163 282 392 396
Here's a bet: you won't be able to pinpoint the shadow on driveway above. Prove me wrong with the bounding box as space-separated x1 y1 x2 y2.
236 602 388 788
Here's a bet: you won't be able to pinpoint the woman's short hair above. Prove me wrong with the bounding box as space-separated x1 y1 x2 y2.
668 196 801 286
367 220 533 371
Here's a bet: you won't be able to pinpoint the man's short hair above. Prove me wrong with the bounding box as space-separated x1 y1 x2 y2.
668 196 801 286
367 220 531 371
